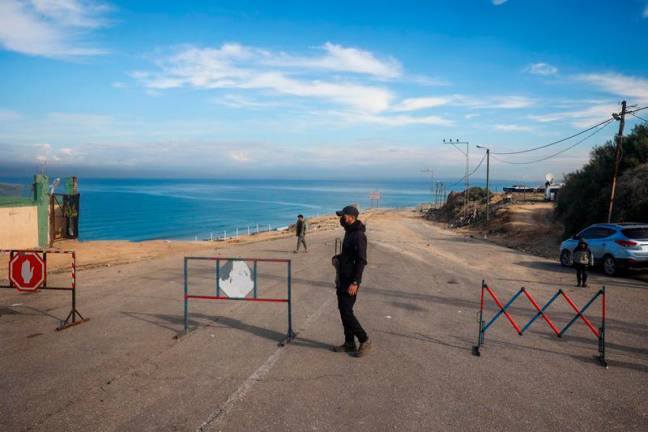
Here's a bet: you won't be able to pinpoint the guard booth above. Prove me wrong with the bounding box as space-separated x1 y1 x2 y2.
50 176 80 244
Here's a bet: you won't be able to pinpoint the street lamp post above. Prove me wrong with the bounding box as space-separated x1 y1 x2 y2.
476 145 491 223
443 139 470 217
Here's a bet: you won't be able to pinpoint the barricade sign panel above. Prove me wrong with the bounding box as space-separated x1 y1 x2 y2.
183 257 295 345
1 249 88 330
9 252 45 292
472 280 606 367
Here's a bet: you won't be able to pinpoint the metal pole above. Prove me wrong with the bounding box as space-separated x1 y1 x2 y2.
485 149 490 222
253 260 258 298
443 139 470 217
184 257 188 333
216 258 220 297
465 141 469 218
600 286 607 367
472 280 485 356
287 260 293 340
608 100 627 223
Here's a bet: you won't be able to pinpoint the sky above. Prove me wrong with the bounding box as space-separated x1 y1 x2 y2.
1 0 648 181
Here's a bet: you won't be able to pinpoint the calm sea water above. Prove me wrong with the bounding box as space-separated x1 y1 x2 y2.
0 177 533 241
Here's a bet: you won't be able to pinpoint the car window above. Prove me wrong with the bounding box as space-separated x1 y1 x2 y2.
622 228 648 240
596 228 616 238
578 228 598 239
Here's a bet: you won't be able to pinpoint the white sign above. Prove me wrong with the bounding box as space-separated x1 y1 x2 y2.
219 260 254 298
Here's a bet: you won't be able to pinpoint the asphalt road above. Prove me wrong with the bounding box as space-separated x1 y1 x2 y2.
1 210 647 431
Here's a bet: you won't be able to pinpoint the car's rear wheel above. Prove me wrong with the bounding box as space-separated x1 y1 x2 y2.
560 250 571 267
603 255 617 276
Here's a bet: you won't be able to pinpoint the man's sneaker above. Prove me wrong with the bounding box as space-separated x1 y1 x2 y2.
330 343 356 353
354 339 372 358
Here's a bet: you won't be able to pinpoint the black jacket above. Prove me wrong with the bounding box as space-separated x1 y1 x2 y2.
336 220 368 286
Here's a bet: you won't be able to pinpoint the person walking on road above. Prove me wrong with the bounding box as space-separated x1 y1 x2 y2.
331 205 371 357
573 239 593 287
294 214 308 253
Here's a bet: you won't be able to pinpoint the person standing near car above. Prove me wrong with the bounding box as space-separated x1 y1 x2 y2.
330 205 371 357
294 214 308 253
573 239 593 287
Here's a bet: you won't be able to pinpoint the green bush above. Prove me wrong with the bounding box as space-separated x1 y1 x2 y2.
555 124 648 236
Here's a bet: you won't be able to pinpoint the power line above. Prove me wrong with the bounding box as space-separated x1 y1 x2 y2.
491 117 614 155
448 152 487 187
491 120 613 165
631 112 648 123
627 105 648 115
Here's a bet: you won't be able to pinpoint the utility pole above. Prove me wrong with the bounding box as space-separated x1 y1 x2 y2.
443 139 470 217
421 168 435 206
476 145 490 222
607 100 627 223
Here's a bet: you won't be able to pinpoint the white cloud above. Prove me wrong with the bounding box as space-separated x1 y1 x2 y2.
266 42 402 79
111 81 126 88
488 96 535 109
391 96 452 112
575 72 648 103
529 103 618 128
0 109 22 121
346 112 454 127
494 124 532 132
229 150 250 162
134 43 395 113
643 5 648 18
492 0 508 5
526 62 558 76
0 0 109 58
391 94 534 112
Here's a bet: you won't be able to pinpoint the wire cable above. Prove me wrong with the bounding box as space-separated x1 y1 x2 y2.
631 112 648 123
491 120 613 165
627 106 648 115
448 152 487 187
491 117 614 155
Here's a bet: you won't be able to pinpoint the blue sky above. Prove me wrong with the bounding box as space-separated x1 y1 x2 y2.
1 0 648 180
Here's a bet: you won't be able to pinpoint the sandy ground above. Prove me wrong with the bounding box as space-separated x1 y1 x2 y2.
1 209 647 431
460 201 563 258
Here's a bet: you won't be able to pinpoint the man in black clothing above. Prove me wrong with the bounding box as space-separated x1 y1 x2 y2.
331 205 371 357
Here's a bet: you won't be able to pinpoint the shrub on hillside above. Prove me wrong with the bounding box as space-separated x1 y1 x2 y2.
616 163 648 222
555 124 648 236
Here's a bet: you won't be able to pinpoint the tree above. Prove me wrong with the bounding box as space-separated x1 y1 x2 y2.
555 124 648 236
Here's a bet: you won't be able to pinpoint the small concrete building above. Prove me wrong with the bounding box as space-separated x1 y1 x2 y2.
0 175 79 249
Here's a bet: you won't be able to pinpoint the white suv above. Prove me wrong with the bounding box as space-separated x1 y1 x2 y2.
559 223 648 276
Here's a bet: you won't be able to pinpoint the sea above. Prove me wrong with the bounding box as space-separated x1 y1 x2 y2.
0 177 535 242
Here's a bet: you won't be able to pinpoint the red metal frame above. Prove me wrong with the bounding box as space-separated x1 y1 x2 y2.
185 295 288 303
0 249 87 330
473 280 607 367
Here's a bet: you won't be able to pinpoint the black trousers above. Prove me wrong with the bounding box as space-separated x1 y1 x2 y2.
575 264 588 285
337 288 368 345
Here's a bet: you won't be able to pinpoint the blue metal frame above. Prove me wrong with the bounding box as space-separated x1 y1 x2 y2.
558 290 602 337
473 281 607 367
216 258 220 296
183 257 295 345
520 289 561 334
482 288 524 332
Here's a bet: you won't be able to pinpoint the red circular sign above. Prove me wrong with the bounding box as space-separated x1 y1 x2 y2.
9 252 45 292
